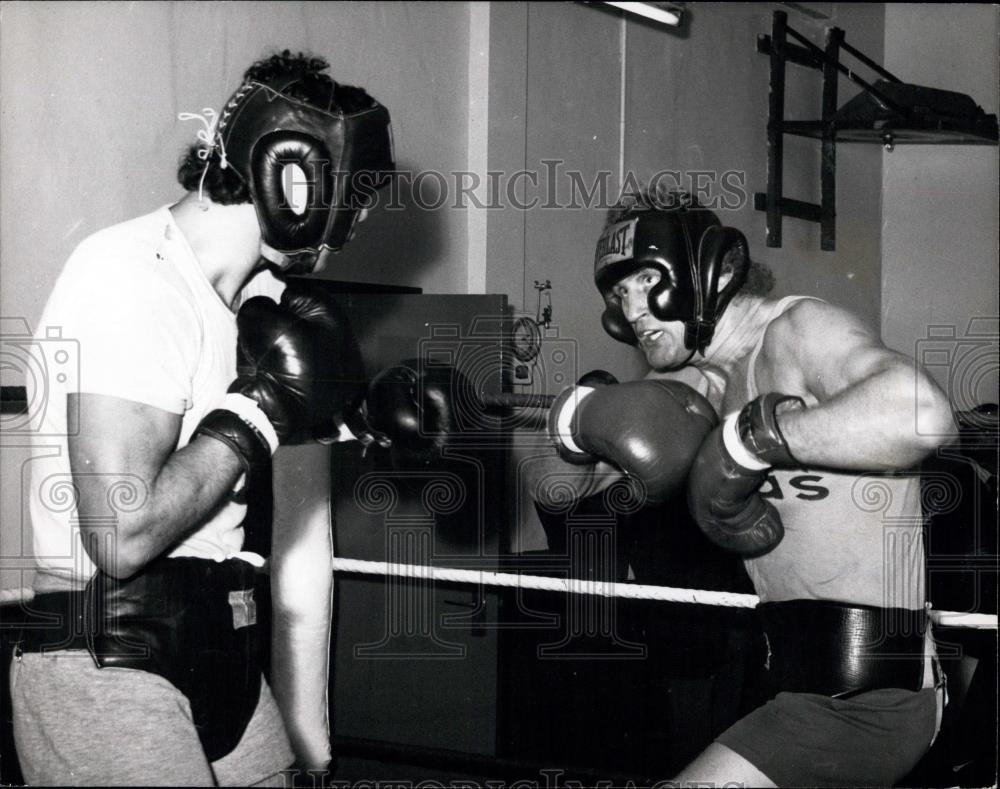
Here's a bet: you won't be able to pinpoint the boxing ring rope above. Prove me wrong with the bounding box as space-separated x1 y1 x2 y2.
1 559 994 628
328 557 999 629
331 556 759 608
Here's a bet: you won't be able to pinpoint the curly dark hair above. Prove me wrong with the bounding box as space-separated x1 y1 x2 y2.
176 49 379 204
605 186 774 297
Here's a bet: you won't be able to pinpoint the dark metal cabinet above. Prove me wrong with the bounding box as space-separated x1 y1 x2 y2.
325 292 511 757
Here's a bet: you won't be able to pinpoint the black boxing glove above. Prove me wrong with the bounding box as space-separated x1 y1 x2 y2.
279 281 368 423
194 282 366 471
361 360 469 464
575 369 620 389
687 392 805 556
547 379 718 506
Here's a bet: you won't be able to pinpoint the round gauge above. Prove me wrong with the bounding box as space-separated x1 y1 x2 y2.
511 316 542 362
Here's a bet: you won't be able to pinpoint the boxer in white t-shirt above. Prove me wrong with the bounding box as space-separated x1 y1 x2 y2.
13 49 393 786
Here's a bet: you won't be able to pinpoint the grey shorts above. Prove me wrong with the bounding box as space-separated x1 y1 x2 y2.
716 687 940 787
10 650 294 786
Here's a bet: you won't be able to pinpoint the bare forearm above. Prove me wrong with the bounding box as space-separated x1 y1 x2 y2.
269 443 334 768
82 437 244 577
778 364 956 470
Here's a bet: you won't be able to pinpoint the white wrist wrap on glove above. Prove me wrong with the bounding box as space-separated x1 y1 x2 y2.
222 393 280 455
722 411 771 471
555 385 596 455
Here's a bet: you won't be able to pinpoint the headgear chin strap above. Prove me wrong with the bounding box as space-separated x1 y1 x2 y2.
218 76 395 273
594 197 749 356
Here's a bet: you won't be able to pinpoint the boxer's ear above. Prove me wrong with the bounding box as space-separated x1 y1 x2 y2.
703 227 749 312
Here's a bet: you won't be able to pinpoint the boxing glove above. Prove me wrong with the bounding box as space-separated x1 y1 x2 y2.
687 392 804 557
194 282 366 471
575 369 620 389
547 379 718 506
545 369 621 466
361 359 470 464
522 370 619 509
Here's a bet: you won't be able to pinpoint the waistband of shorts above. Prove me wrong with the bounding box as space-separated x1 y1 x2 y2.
10 591 91 654
757 599 928 698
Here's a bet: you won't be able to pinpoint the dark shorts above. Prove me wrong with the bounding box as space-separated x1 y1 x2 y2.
716 687 939 787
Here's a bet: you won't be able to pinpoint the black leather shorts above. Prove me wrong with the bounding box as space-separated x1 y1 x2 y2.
15 557 265 762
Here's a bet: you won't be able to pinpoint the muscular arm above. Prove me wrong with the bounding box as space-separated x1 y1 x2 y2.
763 301 956 470
68 392 244 578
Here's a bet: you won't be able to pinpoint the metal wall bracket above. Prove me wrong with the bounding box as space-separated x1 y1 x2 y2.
754 10 998 252
755 11 848 251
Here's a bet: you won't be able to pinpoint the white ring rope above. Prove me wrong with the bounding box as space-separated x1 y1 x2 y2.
2 561 994 629
332 557 759 607
329 557 998 628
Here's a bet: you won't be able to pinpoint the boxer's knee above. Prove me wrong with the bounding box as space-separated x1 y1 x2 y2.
672 742 777 788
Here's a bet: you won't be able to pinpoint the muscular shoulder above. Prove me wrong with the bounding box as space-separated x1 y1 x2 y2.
759 298 884 400
765 299 878 353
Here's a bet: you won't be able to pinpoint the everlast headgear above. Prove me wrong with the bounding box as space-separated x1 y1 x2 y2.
218 75 394 271
594 195 749 354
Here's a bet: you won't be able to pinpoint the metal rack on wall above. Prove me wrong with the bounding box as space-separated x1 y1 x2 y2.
754 10 999 251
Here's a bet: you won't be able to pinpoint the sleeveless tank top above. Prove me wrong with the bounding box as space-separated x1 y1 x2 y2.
741 297 927 612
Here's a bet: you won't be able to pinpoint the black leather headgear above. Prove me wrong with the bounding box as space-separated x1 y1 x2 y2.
219 76 394 272
594 195 748 354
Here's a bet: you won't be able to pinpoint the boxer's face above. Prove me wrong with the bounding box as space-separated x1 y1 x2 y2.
612 267 687 368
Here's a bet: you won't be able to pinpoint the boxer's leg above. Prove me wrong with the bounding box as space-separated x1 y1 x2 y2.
684 687 939 787
673 742 778 788
211 678 294 787
11 650 214 786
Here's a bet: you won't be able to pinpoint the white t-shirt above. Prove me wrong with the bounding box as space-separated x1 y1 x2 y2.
28 205 284 591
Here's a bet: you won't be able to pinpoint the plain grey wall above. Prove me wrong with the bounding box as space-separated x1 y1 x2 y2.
881 3 999 409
